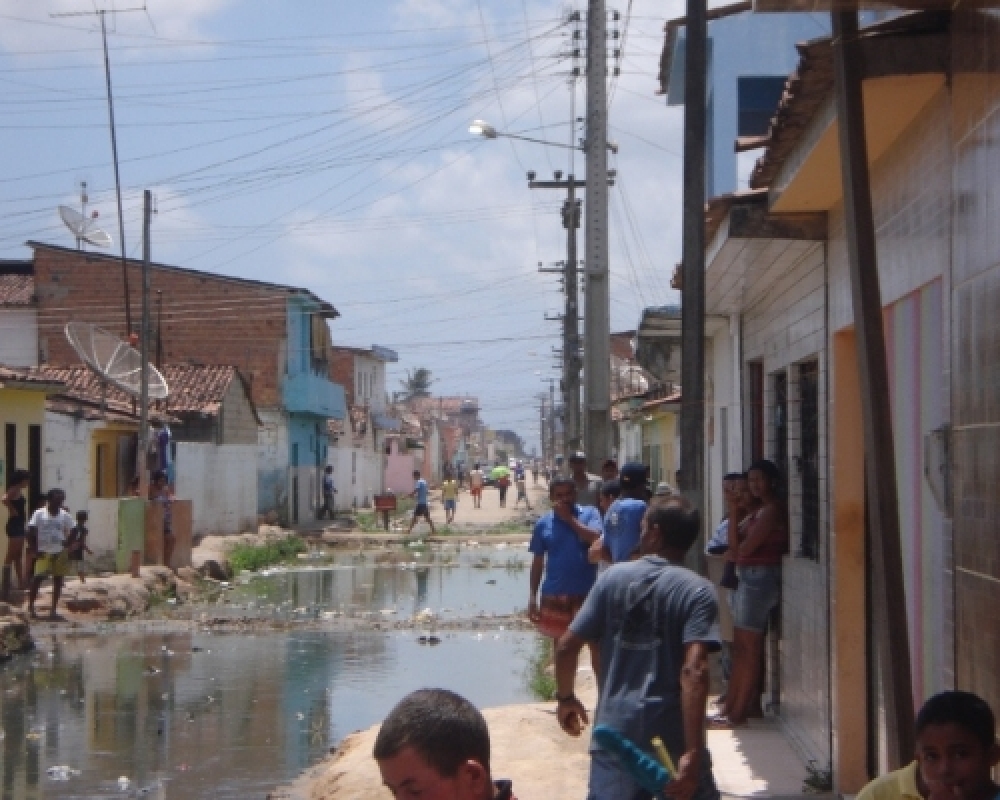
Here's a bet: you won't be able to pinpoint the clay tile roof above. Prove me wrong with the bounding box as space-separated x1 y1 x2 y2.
159 364 238 416
0 364 62 388
31 365 137 416
0 274 35 306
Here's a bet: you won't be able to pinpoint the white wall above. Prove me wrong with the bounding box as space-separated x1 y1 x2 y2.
328 441 383 508
175 442 257 536
43 411 93 518
87 498 120 562
0 309 38 367
354 354 387 413
257 409 289 516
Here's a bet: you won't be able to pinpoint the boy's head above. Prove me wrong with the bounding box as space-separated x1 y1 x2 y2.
375 689 493 800
599 479 621 514
640 497 700 558
76 510 88 523
915 691 999 799
325 466 332 474
413 470 421 480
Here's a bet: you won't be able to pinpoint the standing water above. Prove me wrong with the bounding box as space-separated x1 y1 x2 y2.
0 545 542 799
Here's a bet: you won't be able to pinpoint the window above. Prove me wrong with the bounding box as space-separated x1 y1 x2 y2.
5 423 15 486
772 371 788 482
798 361 820 559
747 362 764 463
28 425 41 510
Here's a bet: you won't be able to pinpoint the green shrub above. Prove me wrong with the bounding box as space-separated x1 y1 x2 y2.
525 637 557 701
228 536 308 574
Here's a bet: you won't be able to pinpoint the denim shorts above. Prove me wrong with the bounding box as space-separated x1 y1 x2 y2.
732 565 781 633
588 748 720 800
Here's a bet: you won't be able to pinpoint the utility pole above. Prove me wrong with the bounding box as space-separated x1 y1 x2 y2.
548 378 557 467
532 173 583 453
536 393 549 466
679 0 707 514
583 0 611 473
138 189 152 499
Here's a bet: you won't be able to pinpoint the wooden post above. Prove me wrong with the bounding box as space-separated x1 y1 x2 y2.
831 10 915 768
680 0 707 519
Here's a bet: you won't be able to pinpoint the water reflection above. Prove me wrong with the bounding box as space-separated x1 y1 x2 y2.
0 630 538 799
230 544 530 619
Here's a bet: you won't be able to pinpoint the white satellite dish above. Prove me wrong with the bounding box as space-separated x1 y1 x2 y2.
59 205 113 249
65 322 169 400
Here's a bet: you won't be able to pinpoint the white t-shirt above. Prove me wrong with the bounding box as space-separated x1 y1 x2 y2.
29 507 74 554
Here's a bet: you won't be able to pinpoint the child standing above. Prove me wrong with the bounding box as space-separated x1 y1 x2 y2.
514 474 532 510
67 510 92 583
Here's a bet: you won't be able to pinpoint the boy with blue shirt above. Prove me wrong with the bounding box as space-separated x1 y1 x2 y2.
407 470 437 537
592 462 649 565
529 477 603 674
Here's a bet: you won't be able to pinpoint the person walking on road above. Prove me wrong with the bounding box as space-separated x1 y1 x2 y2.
514 473 532 510
567 451 602 508
319 465 337 520
442 476 458 524
407 470 437 537
554 500 721 800
529 478 603 675
497 473 511 508
469 463 484 509
27 488 75 619
2 468 31 590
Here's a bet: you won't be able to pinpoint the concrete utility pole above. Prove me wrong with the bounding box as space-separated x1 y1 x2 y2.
679 0 707 514
584 0 610 473
831 10 914 767
138 189 152 499
532 173 584 453
538 394 548 465
548 378 557 465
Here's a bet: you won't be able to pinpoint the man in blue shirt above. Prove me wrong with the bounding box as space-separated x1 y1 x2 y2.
529 477 604 675
592 462 649 565
554 499 722 800
407 470 436 537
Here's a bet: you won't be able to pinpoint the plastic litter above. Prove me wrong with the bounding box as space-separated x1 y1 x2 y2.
47 765 80 780
118 775 131 791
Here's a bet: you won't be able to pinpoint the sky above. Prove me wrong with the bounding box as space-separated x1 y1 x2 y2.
0 0 696 452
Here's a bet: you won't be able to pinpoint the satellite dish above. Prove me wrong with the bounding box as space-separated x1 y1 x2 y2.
65 322 169 400
58 205 113 249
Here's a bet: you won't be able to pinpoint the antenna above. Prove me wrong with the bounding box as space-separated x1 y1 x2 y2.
65 322 169 400
51 4 151 337
58 205 113 250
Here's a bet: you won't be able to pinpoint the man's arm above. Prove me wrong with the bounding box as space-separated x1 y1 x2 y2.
588 536 612 564
528 554 544 622
554 630 589 736
665 641 711 800
26 524 38 556
554 505 601 545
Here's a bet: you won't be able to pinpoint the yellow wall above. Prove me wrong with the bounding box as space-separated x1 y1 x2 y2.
91 426 138 499
0 387 49 552
640 409 678 486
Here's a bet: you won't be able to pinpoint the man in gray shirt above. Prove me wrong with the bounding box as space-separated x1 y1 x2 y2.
553 499 721 800
568 450 603 508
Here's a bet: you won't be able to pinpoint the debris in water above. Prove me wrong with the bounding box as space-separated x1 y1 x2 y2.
118 776 130 791
46 765 80 781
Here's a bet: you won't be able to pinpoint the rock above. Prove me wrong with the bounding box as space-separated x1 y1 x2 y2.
200 560 231 582
176 566 200 584
0 613 33 661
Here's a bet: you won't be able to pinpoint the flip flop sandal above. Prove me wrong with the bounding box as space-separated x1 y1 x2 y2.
706 715 746 730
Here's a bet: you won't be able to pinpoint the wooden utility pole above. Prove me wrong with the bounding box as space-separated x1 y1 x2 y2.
138 189 152 499
831 11 915 768
584 0 611 472
679 0 707 514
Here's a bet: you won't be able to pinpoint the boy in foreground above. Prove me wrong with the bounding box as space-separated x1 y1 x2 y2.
375 688 516 800
27 488 74 619
858 691 999 800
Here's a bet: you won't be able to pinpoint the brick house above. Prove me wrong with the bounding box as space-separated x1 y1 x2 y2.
9 241 346 526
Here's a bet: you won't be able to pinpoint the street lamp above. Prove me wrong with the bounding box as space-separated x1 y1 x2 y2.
468 119 618 153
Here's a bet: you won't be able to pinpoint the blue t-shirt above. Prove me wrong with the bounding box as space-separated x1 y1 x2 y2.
323 474 335 493
571 557 720 755
529 505 602 596
603 497 648 563
415 479 428 505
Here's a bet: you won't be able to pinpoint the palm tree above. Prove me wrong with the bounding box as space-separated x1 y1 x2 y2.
400 367 433 402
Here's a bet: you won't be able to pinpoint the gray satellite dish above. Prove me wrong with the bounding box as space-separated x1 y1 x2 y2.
59 205 113 249
65 321 169 400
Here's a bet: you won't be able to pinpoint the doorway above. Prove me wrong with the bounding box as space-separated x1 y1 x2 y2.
798 361 820 559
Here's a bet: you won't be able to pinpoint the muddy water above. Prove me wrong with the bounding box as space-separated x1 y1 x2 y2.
0 549 542 799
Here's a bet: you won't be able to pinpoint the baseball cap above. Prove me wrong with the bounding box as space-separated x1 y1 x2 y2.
619 462 648 489
568 450 587 462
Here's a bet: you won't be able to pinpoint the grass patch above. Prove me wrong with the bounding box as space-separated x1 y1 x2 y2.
525 637 557 701
228 536 308 574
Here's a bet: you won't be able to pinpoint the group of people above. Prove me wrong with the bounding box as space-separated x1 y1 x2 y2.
375 453 1000 800
2 469 175 618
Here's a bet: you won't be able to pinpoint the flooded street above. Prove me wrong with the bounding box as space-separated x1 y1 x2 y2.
0 546 542 799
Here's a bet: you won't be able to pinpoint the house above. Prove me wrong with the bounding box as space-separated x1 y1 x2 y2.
35 363 260 547
9 241 346 527
689 8 1000 791
0 366 64 556
0 265 38 368
327 345 400 507
658 3 828 196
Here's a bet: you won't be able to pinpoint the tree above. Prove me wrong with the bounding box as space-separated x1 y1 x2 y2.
400 367 433 402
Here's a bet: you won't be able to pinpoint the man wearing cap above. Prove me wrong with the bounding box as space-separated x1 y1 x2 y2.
567 451 602 509
596 462 649 565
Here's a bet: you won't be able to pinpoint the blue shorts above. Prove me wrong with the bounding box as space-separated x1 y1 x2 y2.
732 565 781 633
588 748 719 800
444 499 456 511
413 503 431 519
